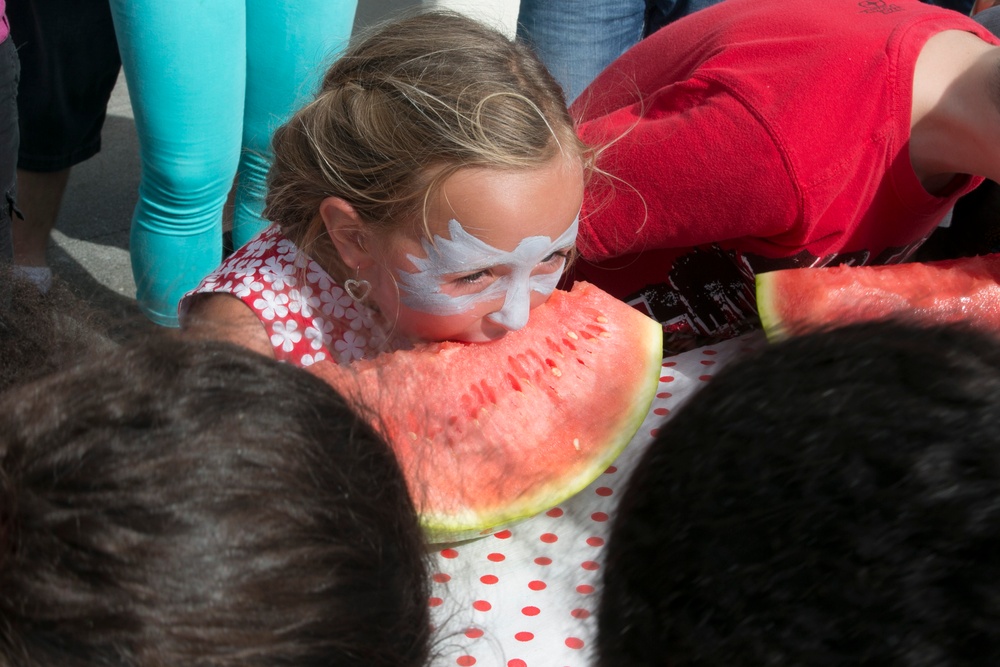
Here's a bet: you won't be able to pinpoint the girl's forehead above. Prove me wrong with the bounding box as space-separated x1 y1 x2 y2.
421 156 585 251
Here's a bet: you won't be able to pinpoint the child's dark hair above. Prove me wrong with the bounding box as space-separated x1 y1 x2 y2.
599 321 1000 666
0 265 116 393
0 338 430 667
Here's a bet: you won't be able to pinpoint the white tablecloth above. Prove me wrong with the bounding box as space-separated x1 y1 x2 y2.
428 332 766 667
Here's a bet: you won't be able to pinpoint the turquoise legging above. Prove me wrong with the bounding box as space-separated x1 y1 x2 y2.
109 0 356 326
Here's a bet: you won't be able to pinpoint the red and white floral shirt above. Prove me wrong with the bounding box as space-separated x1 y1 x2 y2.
182 226 391 367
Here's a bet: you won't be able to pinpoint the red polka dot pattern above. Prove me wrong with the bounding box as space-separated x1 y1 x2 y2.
425 333 765 667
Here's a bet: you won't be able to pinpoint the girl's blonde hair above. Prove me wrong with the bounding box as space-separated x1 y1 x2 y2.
264 10 591 278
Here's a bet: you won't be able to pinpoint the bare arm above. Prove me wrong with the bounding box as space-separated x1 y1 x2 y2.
180 293 275 359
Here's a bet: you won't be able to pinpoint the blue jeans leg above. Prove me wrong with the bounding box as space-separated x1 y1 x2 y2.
645 0 725 36
0 35 19 263
517 0 645 104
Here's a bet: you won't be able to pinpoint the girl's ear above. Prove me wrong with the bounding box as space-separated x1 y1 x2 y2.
319 197 376 270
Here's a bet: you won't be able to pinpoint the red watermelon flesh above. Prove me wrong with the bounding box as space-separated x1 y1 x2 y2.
309 281 663 543
756 253 1000 340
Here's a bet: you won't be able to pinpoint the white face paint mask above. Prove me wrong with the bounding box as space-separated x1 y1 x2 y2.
397 217 579 331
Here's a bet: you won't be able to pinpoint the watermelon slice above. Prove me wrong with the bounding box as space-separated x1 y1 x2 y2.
756 253 1000 340
309 281 662 543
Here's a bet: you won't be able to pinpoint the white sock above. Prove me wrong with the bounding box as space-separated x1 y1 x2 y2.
13 265 52 294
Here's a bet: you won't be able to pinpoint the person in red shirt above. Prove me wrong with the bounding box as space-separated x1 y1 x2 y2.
572 0 1000 352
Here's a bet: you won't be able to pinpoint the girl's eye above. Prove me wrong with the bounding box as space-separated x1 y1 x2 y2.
455 270 489 285
541 249 571 264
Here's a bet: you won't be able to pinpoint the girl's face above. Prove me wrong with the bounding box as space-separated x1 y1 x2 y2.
368 154 585 344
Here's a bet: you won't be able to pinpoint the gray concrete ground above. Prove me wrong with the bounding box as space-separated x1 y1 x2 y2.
45 0 519 330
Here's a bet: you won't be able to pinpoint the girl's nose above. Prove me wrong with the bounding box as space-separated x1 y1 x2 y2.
485 281 531 331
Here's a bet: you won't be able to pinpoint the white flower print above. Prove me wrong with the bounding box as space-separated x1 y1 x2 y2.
300 351 327 367
254 290 289 320
244 237 269 258
261 257 297 290
355 306 378 331
305 317 334 350
270 320 302 353
345 305 366 331
288 285 321 318
307 261 333 291
275 238 298 256
334 330 367 363
320 285 354 319
292 250 311 269
234 275 265 298
231 257 264 278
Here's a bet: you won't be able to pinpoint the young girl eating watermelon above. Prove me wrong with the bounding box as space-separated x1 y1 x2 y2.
180 11 589 366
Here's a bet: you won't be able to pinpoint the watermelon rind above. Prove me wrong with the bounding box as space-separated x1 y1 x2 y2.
755 270 786 342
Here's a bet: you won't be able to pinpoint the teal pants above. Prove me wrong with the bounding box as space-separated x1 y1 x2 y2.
110 0 356 326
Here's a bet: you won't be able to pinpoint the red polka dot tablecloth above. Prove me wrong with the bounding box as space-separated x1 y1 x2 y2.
427 332 765 667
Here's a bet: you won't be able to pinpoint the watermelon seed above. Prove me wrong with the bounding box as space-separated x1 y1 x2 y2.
408 432 418 441
573 438 580 451
551 367 562 377
566 331 579 340
596 315 609 324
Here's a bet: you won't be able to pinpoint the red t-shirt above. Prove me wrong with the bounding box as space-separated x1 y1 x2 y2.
572 0 996 351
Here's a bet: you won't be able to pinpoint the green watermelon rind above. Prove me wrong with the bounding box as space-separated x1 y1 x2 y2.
422 313 664 543
755 270 786 342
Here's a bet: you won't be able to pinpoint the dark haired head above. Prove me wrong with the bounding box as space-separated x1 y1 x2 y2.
599 322 1000 666
0 338 430 667
0 265 116 393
